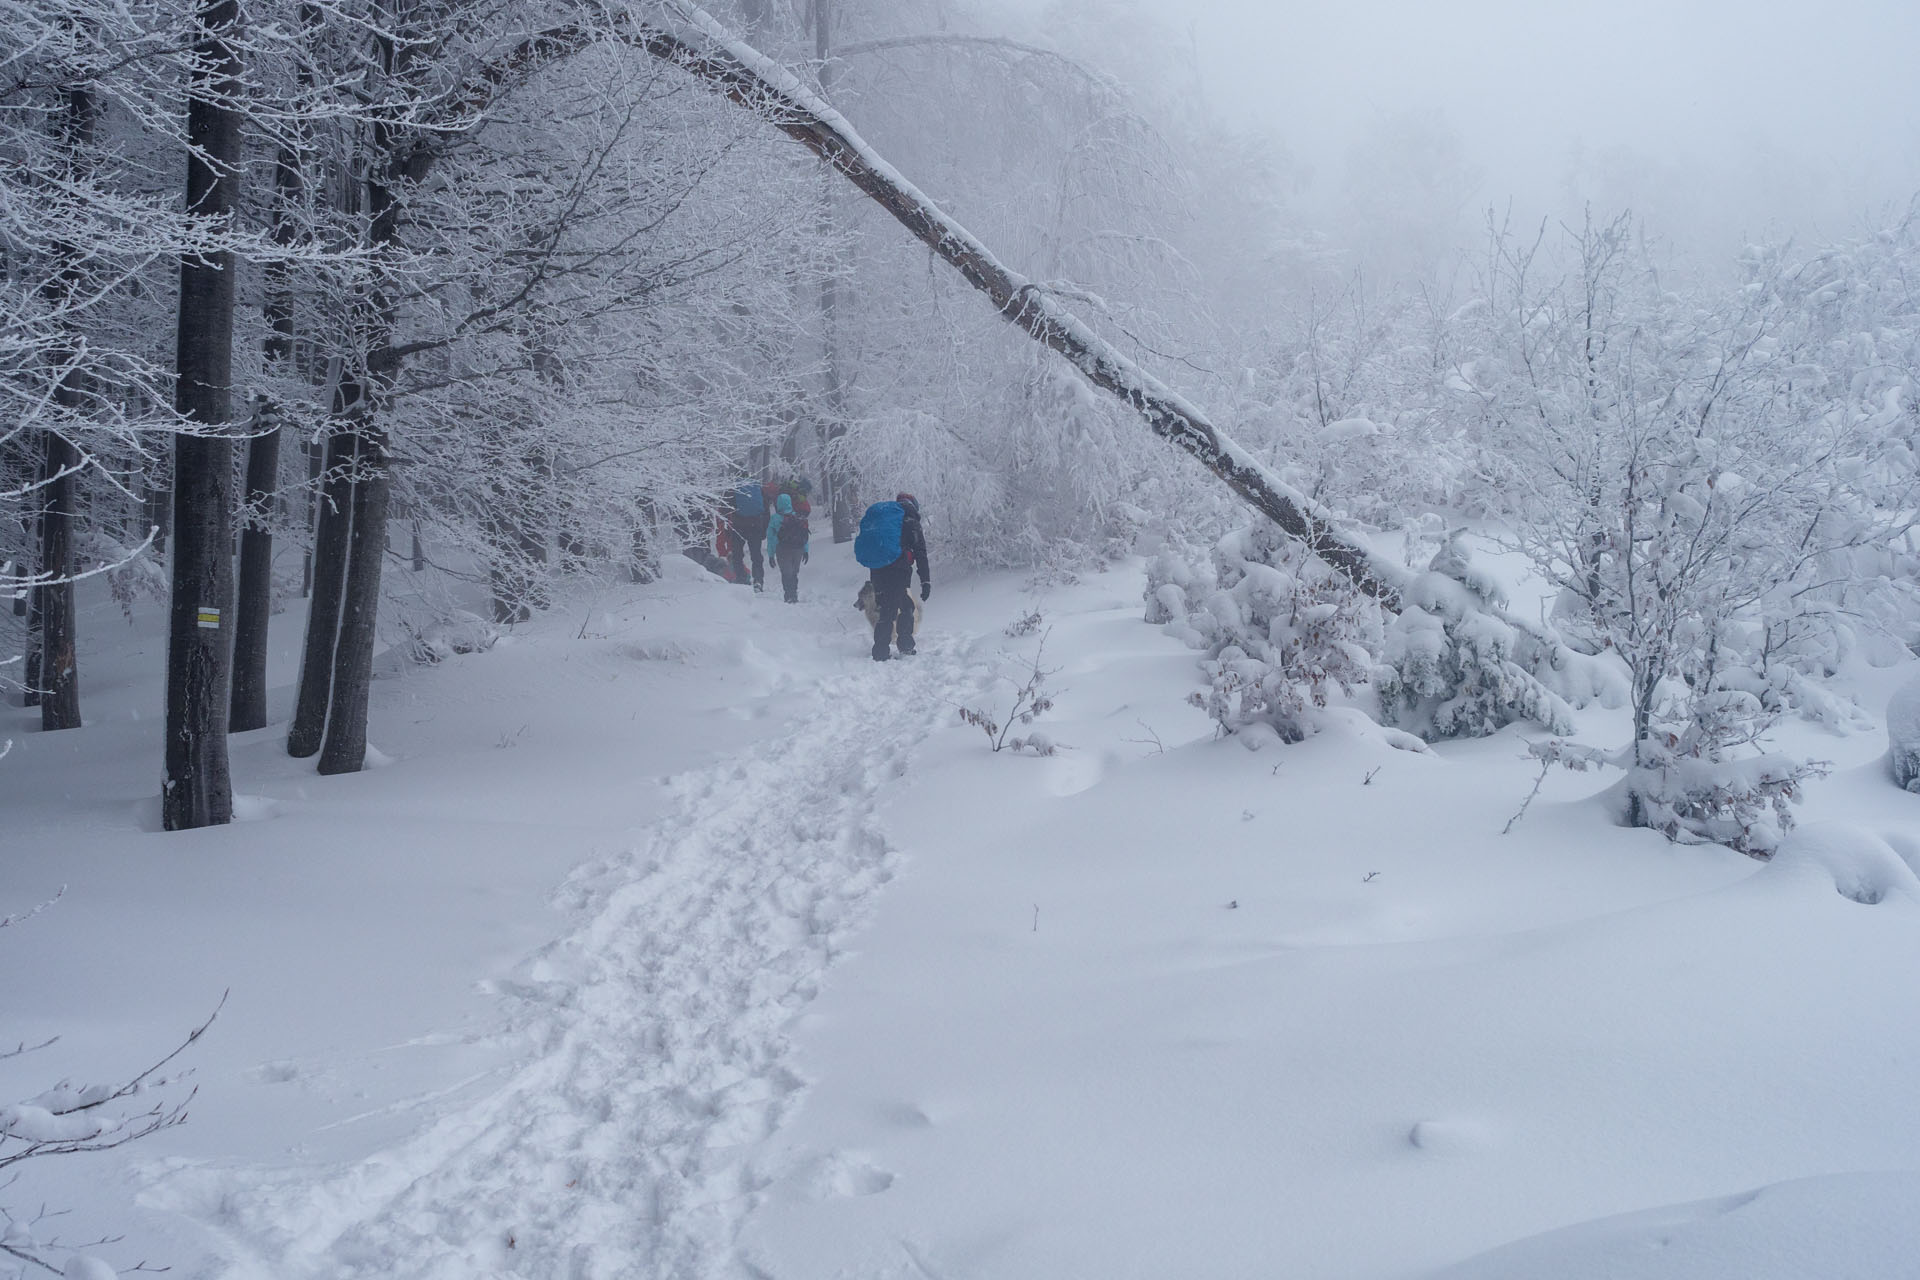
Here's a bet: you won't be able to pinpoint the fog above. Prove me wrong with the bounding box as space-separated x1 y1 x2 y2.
987 0 1920 267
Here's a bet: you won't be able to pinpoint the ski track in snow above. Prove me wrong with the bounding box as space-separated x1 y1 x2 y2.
154 634 981 1280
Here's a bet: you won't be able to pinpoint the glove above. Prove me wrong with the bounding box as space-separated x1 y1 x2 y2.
802 551 809 564
919 581 931 601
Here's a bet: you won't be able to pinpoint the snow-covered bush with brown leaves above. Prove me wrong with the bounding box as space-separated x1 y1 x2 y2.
1530 727 1826 858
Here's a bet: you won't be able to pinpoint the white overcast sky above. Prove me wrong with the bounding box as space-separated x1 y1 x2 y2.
989 0 1920 245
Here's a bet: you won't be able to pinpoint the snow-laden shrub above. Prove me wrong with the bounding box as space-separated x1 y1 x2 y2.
1147 522 1378 743
400 610 499 664
1375 536 1618 740
1534 732 1824 857
958 631 1060 755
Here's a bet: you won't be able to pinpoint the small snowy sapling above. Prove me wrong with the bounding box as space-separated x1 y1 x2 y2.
957 632 1060 755
2 897 223 1278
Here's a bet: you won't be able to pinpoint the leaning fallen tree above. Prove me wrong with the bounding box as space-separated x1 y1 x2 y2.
487 3 1405 603
478 3 1593 736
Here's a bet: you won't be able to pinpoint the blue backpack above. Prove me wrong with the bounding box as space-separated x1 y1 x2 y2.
854 501 906 568
732 482 765 518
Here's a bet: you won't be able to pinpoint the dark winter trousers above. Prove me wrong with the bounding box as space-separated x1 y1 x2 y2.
776 546 803 602
870 564 915 659
728 520 765 588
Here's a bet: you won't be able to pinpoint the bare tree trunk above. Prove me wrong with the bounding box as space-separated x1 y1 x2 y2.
37 429 80 730
229 401 280 731
21 537 41 707
810 0 857 542
309 12 428 774
316 413 388 774
287 408 355 757
35 85 95 730
301 432 322 597
162 0 242 830
231 24 309 733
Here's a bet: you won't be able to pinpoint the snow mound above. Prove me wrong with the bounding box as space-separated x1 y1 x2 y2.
1888 673 1920 791
1764 822 1919 905
1431 1171 1920 1280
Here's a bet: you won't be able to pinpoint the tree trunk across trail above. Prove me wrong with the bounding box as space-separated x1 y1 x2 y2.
612 4 1411 609
460 6 1407 604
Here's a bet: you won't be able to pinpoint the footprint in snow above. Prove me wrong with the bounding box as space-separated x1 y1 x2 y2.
1407 1118 1490 1154
877 1101 934 1129
805 1150 896 1198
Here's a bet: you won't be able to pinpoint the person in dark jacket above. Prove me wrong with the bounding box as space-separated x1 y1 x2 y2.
726 483 768 591
766 493 810 603
871 492 930 660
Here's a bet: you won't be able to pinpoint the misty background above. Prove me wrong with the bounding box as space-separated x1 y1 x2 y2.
982 0 1920 274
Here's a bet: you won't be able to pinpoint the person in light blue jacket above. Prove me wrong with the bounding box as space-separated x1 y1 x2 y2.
765 493 810 602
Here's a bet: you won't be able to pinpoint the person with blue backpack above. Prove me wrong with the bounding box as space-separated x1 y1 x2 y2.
765 492 810 603
854 492 931 660
725 481 768 591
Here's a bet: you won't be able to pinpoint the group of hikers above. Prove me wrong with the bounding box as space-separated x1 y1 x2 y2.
714 478 932 661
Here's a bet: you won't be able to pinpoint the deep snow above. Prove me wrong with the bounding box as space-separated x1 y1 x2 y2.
4 550 1919 1279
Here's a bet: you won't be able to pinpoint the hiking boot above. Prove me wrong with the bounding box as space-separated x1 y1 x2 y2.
897 645 916 656
872 651 892 662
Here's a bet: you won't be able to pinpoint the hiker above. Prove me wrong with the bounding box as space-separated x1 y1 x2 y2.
725 480 768 590
766 492 810 603
854 492 931 661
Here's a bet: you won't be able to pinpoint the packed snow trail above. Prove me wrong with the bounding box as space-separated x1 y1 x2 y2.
161 631 981 1280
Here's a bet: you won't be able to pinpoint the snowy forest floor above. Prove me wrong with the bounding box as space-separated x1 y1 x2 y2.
5 551 1920 1280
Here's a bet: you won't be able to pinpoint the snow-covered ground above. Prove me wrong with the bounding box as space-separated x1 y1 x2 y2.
4 550 1920 1279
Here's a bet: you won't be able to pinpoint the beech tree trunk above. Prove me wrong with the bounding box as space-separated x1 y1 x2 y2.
287 412 355 757
316 416 389 774
37 430 80 730
810 0 857 543
231 47 307 733
303 17 424 774
162 0 242 830
21 537 40 707
301 433 322 596
229 402 280 731
36 86 94 731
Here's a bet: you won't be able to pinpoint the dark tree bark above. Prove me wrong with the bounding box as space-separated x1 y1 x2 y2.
308 17 428 774
231 45 307 733
21 560 41 707
162 0 243 830
36 86 95 732
316 414 389 774
301 432 322 597
286 412 355 757
229 401 280 731
36 430 80 730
